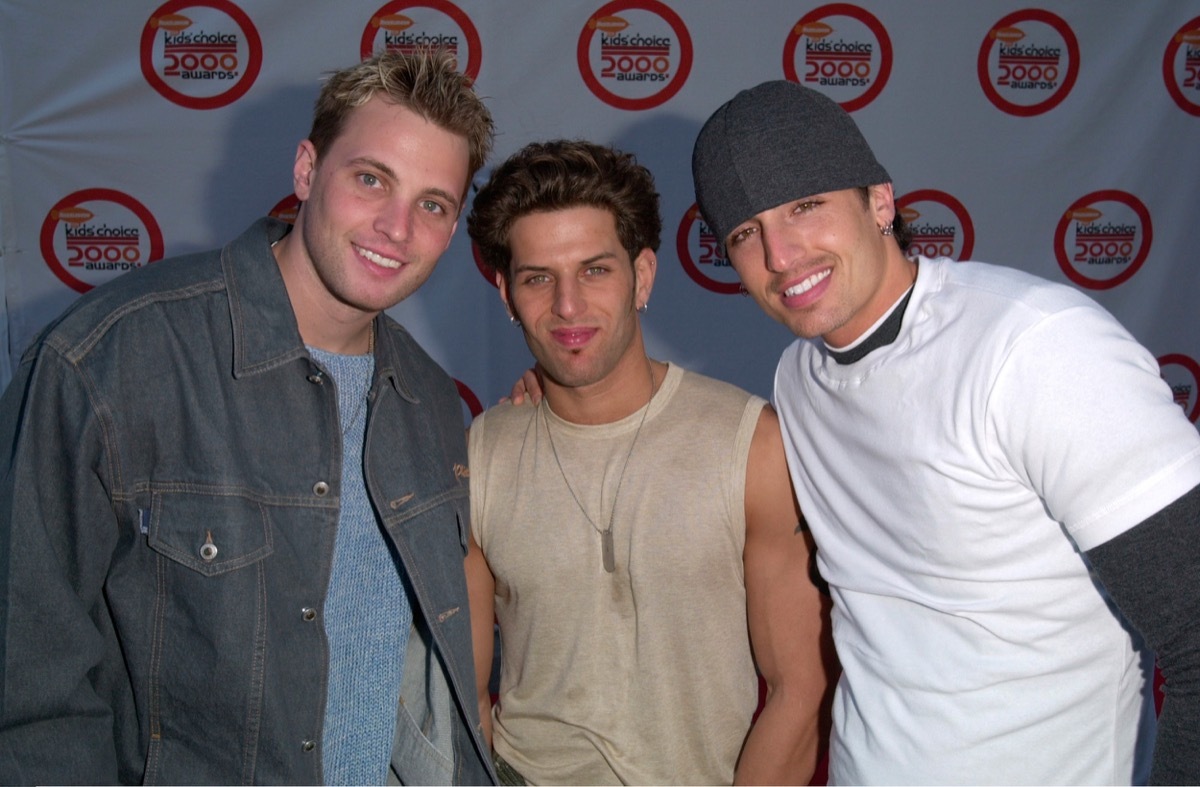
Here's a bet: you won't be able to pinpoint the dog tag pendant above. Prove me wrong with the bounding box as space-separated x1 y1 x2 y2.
601 528 615 573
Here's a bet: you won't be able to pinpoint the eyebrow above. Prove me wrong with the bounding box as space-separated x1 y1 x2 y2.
349 156 462 213
512 251 618 274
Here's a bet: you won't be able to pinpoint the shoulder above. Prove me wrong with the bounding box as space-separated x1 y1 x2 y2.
25 219 297 365
927 258 1096 320
916 258 1124 360
667 367 768 469
674 365 766 414
777 337 816 367
379 317 441 371
377 317 462 402
467 401 539 462
30 248 226 365
471 400 539 435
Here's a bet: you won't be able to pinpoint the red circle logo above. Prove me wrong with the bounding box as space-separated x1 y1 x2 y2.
896 189 975 261
675 204 743 296
1162 15 1200 116
1054 190 1152 291
361 1 482 81
140 0 263 110
268 194 300 225
577 0 693 111
977 9 1079 117
471 240 498 289
1158 353 1200 424
783 3 893 111
40 189 166 294
456 377 484 420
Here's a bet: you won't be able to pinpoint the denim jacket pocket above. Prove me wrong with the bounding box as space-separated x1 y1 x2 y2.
147 489 274 575
141 489 276 784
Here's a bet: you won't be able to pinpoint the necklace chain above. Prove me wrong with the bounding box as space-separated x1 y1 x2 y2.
542 361 656 573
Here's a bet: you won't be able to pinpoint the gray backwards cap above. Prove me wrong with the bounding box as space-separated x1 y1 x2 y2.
692 80 890 252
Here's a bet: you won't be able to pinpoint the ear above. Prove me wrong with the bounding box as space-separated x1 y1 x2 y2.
496 270 516 320
868 182 896 228
633 248 657 310
293 140 318 201
442 219 460 253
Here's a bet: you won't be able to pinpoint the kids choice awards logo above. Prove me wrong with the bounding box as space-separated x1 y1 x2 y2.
141 0 263 109
783 4 893 111
361 1 481 81
577 0 693 110
675 205 743 296
978 9 1079 116
896 190 975 262
1158 354 1200 424
1054 190 1152 291
1163 15 1200 116
40 189 165 294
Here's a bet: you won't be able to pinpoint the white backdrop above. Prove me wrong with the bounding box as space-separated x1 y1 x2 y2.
2 1 1198 429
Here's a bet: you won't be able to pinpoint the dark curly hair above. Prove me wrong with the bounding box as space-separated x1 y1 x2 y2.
467 139 661 282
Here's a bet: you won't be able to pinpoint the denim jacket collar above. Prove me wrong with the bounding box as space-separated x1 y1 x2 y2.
223 217 420 405
224 218 308 379
374 321 421 405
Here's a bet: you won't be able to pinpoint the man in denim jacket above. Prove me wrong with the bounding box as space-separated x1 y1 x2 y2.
0 50 496 785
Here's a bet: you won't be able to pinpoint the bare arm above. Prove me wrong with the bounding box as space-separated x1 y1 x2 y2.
464 531 496 748
735 405 837 786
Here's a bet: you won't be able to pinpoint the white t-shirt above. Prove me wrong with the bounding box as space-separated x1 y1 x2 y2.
774 257 1200 784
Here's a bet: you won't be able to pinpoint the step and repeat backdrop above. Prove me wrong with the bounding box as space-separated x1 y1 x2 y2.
2 1 1198 427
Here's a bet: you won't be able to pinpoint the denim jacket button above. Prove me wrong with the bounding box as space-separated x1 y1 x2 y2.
313 481 330 496
306 372 324 384
301 607 317 622
301 739 316 752
199 532 218 561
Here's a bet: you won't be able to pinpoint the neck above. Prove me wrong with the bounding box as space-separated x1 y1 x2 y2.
824 246 918 348
273 232 377 354
544 355 663 426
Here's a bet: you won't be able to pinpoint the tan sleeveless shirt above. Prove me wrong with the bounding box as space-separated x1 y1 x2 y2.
469 364 765 785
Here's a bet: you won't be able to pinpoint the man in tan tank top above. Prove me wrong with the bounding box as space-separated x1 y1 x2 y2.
463 139 834 785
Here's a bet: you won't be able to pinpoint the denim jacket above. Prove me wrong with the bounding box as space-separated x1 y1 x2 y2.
0 218 496 785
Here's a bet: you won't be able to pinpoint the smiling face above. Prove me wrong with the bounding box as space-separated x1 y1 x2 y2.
724 183 913 348
500 205 654 403
282 95 470 345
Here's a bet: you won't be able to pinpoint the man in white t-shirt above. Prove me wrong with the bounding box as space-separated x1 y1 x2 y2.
690 79 1200 784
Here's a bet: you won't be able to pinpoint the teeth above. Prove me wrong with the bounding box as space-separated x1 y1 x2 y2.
784 269 830 297
356 244 402 269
